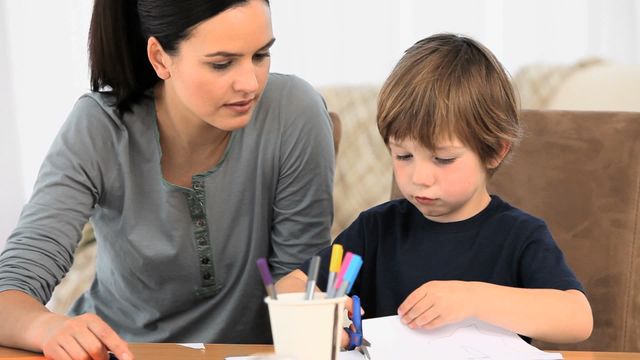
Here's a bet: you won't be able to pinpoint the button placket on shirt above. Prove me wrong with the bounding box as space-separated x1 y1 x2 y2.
186 179 219 298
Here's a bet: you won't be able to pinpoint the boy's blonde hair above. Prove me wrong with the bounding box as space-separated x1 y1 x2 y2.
377 33 521 174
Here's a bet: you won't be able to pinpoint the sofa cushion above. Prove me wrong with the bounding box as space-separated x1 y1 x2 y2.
489 110 640 351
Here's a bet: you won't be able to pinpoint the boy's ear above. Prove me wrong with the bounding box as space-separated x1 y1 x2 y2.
147 36 171 80
487 141 511 169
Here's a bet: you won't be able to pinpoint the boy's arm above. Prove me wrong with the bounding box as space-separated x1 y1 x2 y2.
398 281 593 343
275 269 309 293
472 283 592 343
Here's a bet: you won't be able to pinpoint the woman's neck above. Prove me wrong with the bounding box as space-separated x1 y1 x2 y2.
154 83 230 158
154 83 231 187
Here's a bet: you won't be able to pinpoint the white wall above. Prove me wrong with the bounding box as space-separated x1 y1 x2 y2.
0 1 22 250
1 0 640 249
269 0 640 86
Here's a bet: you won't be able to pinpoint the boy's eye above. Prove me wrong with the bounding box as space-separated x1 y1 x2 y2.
395 154 413 161
435 157 456 165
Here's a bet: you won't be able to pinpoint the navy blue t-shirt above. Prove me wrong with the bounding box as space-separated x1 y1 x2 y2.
302 195 583 320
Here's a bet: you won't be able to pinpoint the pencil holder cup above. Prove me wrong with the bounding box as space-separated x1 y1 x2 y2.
265 292 347 360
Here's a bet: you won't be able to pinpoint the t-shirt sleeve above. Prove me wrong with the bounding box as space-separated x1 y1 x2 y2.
518 222 584 293
268 75 336 279
0 95 114 303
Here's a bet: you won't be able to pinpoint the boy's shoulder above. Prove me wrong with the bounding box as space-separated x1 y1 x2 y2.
489 195 548 231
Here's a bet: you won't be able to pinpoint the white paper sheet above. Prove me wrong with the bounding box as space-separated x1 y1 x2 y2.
227 315 563 359
360 315 562 360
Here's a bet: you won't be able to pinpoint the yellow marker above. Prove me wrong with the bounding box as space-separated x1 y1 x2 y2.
326 244 343 297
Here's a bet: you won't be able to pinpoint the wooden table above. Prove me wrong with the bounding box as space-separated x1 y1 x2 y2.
2 343 640 360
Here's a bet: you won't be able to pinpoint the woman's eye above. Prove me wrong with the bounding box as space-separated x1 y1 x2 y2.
395 154 413 161
210 61 232 70
253 52 271 62
435 157 456 165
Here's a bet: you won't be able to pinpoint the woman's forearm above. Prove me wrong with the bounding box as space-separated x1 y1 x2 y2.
0 290 67 352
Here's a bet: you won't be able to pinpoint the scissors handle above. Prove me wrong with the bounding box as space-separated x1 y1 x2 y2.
352 295 362 334
344 327 362 350
344 295 363 350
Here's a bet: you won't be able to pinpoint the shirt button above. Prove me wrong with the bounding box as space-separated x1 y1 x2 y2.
196 219 206 227
201 257 210 264
203 272 211 280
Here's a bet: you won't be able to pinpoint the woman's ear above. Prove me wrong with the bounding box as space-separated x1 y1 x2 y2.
487 141 511 169
147 37 171 80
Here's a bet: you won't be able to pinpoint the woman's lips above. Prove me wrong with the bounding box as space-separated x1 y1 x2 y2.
225 98 254 113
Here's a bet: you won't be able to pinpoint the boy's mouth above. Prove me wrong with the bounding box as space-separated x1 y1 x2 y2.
415 196 437 205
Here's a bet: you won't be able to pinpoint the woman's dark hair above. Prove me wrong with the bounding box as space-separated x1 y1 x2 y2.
88 0 269 113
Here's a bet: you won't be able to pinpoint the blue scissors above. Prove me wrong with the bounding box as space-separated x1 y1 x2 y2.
344 295 372 359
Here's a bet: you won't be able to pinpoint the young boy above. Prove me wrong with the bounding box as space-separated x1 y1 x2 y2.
276 33 593 345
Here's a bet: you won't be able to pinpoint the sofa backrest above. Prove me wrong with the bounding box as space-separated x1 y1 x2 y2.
391 110 640 351
491 110 640 351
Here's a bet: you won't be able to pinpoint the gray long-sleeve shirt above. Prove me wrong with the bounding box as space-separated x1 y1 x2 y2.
0 73 335 343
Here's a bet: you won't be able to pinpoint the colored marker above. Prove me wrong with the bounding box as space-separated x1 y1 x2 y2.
305 256 321 300
336 254 363 297
256 257 278 300
326 244 343 296
330 252 354 298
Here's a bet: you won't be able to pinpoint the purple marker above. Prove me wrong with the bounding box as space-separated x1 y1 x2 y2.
256 257 278 300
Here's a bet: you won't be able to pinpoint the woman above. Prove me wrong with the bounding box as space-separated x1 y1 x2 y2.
0 0 335 359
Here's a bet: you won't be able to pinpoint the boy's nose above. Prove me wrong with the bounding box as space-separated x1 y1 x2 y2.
411 165 436 186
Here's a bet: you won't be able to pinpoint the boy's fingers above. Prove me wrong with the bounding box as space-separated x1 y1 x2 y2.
398 285 428 316
344 296 365 319
341 328 350 348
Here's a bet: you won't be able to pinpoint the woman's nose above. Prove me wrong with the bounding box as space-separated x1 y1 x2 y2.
233 63 259 94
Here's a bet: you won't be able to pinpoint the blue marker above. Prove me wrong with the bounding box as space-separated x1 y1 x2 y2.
335 254 362 297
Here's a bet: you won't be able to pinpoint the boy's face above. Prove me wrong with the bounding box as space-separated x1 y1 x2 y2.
389 136 491 223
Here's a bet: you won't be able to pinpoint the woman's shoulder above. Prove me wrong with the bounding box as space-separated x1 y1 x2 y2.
68 91 154 131
71 92 120 120
265 73 317 93
252 73 331 136
261 73 325 109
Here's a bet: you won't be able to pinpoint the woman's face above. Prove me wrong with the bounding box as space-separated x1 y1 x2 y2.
160 0 273 130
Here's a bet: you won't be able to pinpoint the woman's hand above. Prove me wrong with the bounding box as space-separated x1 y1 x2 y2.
397 280 475 330
39 313 133 360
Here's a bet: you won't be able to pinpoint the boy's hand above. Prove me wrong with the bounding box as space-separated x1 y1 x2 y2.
397 280 475 330
340 296 365 349
39 312 133 360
